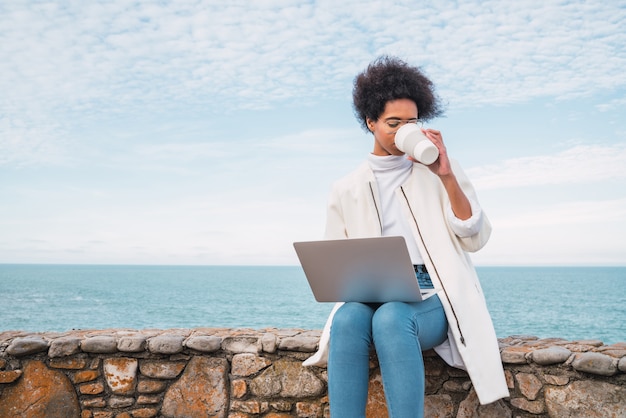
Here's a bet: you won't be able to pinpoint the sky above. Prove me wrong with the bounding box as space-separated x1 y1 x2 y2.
1 0 625 266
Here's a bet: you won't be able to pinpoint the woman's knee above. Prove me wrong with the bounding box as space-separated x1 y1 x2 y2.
331 303 375 337
372 302 413 336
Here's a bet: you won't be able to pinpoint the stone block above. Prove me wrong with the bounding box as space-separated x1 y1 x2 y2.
222 336 260 354
296 401 322 418
0 360 81 417
72 369 100 384
543 374 569 386
500 346 531 364
277 336 319 352
137 379 168 394
49 356 87 369
529 346 571 365
6 336 49 356
108 396 135 408
139 360 186 379
82 396 106 408
599 348 626 358
457 389 512 418
423 356 445 377
424 394 455 418
269 401 292 412
515 372 542 400
571 352 617 376
161 356 228 418
129 408 158 418
250 358 324 398
137 394 162 405
81 336 118 353
231 353 272 376
230 413 252 418
504 369 514 389
231 400 261 414
443 379 472 393
49 336 81 357
104 357 138 395
545 380 626 417
147 335 184 354
185 335 221 352
261 333 278 353
510 397 545 414
80 381 105 395
88 357 101 369
0 370 22 383
117 335 147 352
573 339 604 347
446 365 469 377
232 379 248 399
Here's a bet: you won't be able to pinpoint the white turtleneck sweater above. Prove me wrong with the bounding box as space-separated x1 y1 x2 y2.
367 153 483 265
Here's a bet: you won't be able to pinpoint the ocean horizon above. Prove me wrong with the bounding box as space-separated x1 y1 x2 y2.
0 264 624 345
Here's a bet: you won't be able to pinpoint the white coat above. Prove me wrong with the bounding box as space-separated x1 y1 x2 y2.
303 160 509 405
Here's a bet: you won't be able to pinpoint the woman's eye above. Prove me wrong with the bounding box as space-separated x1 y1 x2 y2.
387 121 400 127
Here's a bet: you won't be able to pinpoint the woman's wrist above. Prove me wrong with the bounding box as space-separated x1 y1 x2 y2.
440 173 473 220
438 171 457 185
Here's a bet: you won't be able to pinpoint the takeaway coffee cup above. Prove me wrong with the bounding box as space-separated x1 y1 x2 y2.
394 123 439 165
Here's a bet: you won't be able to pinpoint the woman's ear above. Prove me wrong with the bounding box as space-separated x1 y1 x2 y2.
366 118 375 132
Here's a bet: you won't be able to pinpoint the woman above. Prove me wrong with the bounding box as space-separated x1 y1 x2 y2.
303 56 509 417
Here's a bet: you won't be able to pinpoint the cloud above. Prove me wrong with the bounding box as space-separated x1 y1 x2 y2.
596 97 626 112
475 196 626 265
1 0 625 116
0 186 324 265
493 197 626 228
1 1 624 159
467 144 626 190
0 113 70 167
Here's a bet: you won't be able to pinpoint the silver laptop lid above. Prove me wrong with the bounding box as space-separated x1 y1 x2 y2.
293 236 435 303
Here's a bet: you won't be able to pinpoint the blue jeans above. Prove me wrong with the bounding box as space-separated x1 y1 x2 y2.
328 296 448 418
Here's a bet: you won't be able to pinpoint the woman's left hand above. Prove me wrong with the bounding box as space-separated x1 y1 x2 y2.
408 128 453 177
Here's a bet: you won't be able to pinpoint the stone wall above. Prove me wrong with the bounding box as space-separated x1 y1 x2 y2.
0 328 624 418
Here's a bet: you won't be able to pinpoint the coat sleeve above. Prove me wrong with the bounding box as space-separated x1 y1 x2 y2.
450 160 492 253
324 184 348 240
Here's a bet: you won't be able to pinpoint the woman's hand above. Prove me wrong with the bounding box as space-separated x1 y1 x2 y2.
406 128 452 177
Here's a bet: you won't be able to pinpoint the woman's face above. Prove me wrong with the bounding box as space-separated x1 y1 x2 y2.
367 98 418 156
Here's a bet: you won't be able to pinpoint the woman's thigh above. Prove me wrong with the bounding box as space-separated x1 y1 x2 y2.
373 297 448 350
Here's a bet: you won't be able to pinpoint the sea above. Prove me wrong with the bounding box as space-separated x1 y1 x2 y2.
0 264 624 345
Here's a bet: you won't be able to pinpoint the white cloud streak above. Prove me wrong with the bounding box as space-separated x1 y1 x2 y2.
494 198 626 229
468 144 626 190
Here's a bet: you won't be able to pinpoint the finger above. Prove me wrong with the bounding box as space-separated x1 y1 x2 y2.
424 132 444 147
422 128 442 140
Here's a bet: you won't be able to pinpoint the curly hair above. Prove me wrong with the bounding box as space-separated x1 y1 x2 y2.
352 56 444 132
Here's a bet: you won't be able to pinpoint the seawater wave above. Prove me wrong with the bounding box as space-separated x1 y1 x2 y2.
0 264 623 344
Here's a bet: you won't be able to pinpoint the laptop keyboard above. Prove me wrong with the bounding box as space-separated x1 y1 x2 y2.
414 265 435 289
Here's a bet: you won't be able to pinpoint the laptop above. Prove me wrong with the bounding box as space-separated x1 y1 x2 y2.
293 236 438 303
